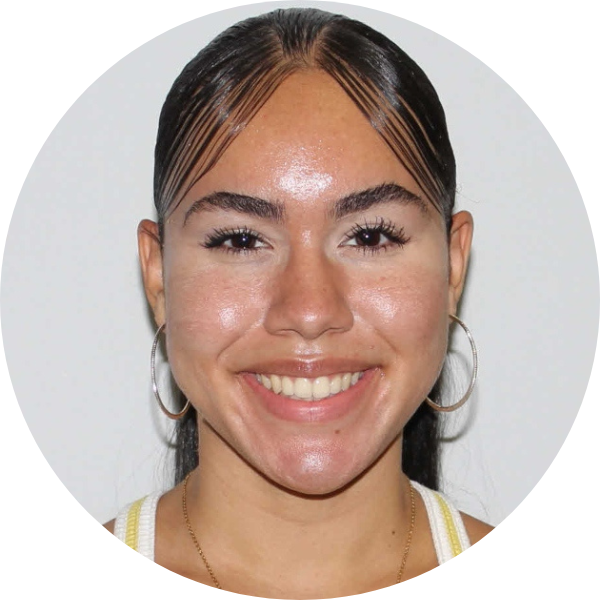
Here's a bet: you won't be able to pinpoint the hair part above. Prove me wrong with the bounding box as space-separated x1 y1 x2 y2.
154 8 456 239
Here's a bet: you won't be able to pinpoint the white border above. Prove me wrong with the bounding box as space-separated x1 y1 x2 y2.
2 1 597 597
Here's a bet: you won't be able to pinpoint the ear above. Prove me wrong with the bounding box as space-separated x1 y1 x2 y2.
137 219 166 327
448 211 474 315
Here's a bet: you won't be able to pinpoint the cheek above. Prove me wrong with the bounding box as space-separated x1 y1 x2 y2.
162 263 266 373
350 261 449 359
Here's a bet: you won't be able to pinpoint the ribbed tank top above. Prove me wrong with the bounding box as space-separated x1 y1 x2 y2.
114 481 471 568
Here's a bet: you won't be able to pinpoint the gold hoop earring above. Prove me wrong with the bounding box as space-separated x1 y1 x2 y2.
151 323 190 420
425 314 478 413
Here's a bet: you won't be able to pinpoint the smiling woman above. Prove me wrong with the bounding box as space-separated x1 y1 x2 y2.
104 7 490 598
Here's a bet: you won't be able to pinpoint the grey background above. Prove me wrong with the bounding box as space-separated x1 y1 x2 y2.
2 1 597 526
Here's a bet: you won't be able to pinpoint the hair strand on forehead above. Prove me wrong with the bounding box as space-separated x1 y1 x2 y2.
155 8 455 238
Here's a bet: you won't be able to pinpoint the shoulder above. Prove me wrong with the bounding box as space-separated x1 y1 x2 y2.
103 519 116 534
460 512 494 544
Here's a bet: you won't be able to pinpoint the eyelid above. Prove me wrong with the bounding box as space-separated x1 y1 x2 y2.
341 217 410 248
200 218 409 255
202 226 271 253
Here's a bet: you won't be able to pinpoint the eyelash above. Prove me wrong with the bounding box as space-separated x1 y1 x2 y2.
201 218 410 255
342 217 410 254
202 226 268 254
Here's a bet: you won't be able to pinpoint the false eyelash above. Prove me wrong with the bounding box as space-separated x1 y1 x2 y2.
345 217 410 252
202 226 266 253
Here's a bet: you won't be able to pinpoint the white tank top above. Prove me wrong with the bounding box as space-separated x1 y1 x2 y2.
114 481 470 566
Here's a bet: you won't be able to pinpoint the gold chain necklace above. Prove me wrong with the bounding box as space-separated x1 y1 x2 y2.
182 472 416 590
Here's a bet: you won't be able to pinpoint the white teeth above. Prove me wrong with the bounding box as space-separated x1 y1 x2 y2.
294 378 312 399
341 373 352 391
271 374 282 394
313 377 331 399
260 374 272 390
282 376 294 396
254 371 364 401
330 375 342 395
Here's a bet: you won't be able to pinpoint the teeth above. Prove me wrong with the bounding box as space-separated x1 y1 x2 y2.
294 378 312 399
282 376 294 396
254 371 364 401
313 377 331 399
271 374 282 394
341 373 352 391
260 374 272 390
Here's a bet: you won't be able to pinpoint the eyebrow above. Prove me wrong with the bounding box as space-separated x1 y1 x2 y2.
182 183 426 225
331 183 427 219
183 191 285 225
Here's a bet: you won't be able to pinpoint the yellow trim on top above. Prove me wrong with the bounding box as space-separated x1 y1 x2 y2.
124 497 145 551
434 492 463 557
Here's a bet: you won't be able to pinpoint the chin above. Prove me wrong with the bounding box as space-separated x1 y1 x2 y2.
251 435 380 497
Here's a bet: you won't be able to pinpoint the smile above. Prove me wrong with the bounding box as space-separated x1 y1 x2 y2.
254 372 364 401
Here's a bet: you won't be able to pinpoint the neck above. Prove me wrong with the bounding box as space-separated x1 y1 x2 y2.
183 421 414 598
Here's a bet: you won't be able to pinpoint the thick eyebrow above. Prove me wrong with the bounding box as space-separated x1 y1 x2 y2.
331 183 428 220
183 183 426 226
183 191 284 225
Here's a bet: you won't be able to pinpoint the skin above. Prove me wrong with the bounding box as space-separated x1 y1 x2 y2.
106 70 491 598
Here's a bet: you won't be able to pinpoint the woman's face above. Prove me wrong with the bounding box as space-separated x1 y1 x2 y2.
140 70 472 495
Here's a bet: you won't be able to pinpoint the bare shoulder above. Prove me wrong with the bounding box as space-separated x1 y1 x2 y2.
103 518 116 534
460 512 494 544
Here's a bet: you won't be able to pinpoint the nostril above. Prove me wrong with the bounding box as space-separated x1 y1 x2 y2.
263 256 354 338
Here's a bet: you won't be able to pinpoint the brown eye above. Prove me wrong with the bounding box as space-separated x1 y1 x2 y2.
203 227 269 253
229 232 258 249
342 219 410 253
355 229 381 247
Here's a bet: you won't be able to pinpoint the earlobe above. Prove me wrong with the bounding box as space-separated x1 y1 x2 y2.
137 219 166 326
448 211 474 314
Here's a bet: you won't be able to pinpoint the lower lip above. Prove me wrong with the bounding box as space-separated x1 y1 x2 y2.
241 369 378 423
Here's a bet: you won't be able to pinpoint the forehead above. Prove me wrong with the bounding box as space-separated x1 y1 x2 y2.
188 70 422 204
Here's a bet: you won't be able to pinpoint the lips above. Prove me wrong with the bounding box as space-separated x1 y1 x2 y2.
240 361 379 423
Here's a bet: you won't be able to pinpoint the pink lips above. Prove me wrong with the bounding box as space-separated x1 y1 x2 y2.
241 367 378 423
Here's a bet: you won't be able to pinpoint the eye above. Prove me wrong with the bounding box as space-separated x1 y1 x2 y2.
203 227 269 253
352 228 385 247
342 218 410 253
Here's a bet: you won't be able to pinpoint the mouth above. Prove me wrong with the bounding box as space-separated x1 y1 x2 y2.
242 366 378 423
253 371 365 402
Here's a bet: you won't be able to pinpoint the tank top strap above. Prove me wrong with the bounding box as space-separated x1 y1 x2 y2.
411 481 471 564
113 492 162 561
114 485 470 566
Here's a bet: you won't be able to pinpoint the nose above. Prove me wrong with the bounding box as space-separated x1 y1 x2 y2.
264 249 354 340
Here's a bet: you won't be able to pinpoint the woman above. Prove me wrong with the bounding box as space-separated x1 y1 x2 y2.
105 8 492 597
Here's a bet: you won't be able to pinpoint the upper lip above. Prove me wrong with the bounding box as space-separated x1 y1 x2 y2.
240 359 376 379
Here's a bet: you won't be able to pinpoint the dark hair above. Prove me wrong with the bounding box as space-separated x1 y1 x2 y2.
154 8 455 490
